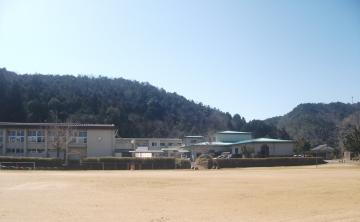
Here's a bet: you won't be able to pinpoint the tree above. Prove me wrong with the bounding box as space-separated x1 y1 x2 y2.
0 73 8 121
277 128 291 140
48 97 62 121
344 127 360 156
295 138 311 154
27 99 48 122
232 114 246 131
49 122 76 164
5 83 26 122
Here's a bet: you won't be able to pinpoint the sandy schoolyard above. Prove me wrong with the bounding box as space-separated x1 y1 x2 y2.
0 163 359 222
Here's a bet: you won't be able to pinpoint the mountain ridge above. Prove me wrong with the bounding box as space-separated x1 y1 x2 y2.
0 68 260 138
1 68 358 146
265 102 360 147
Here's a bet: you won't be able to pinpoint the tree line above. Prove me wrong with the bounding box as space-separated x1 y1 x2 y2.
0 68 289 139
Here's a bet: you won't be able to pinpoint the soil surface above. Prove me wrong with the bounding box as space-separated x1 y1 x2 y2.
0 162 359 222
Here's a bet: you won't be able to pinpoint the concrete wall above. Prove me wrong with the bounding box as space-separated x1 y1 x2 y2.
87 129 114 157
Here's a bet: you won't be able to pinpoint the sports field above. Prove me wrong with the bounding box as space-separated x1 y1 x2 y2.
0 163 359 222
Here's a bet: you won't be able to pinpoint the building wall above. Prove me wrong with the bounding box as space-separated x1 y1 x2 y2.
215 133 252 143
0 129 4 153
190 145 231 160
183 137 204 146
87 129 114 157
0 126 116 158
115 138 182 151
231 142 294 156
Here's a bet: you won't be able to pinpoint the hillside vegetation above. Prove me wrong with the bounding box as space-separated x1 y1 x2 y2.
266 102 360 147
0 68 285 138
3 68 357 146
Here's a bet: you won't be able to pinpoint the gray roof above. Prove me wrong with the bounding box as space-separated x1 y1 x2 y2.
0 122 116 129
311 144 335 152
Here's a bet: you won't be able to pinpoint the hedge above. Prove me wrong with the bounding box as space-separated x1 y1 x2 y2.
0 156 63 168
175 158 191 169
0 156 192 170
81 157 191 170
213 157 326 168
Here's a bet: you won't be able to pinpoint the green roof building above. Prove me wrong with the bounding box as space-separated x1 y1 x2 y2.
185 131 294 159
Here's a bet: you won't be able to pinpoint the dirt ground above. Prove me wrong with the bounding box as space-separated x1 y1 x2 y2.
0 162 360 222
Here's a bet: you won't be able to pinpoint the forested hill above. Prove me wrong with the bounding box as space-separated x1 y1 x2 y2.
0 68 285 138
265 102 360 147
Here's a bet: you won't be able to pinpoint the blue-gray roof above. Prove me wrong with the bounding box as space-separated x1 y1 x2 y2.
217 131 252 134
193 141 233 146
184 136 204 138
192 138 293 147
233 138 294 145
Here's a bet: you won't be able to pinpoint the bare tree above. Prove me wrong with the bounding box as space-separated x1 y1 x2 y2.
48 121 77 165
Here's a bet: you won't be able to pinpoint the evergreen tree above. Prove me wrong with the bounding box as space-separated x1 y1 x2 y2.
344 127 360 156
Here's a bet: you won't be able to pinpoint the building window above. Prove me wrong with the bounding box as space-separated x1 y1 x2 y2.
7 130 25 143
5 148 24 153
6 148 15 153
28 130 45 143
151 142 158 147
160 143 166 147
73 131 87 144
168 143 173 146
28 148 45 153
16 149 24 153
234 148 239 154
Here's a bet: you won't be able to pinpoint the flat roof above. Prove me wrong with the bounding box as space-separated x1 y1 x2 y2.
217 131 252 134
191 138 294 147
129 150 164 153
184 136 204 138
0 122 116 130
233 138 294 144
193 141 234 146
117 138 182 140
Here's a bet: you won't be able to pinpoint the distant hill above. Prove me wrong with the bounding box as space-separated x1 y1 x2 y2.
1 68 286 138
265 102 360 147
4 68 356 144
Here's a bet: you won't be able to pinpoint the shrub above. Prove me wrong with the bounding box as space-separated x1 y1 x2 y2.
0 156 62 168
214 157 325 168
195 154 213 169
81 157 178 170
175 158 191 169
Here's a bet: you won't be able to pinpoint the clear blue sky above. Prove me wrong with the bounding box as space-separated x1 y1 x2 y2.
1 0 359 120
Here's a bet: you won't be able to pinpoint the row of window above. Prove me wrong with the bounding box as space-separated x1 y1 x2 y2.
151 142 182 147
5 148 45 153
0 130 2 148
6 148 25 153
3 130 87 144
28 130 45 143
